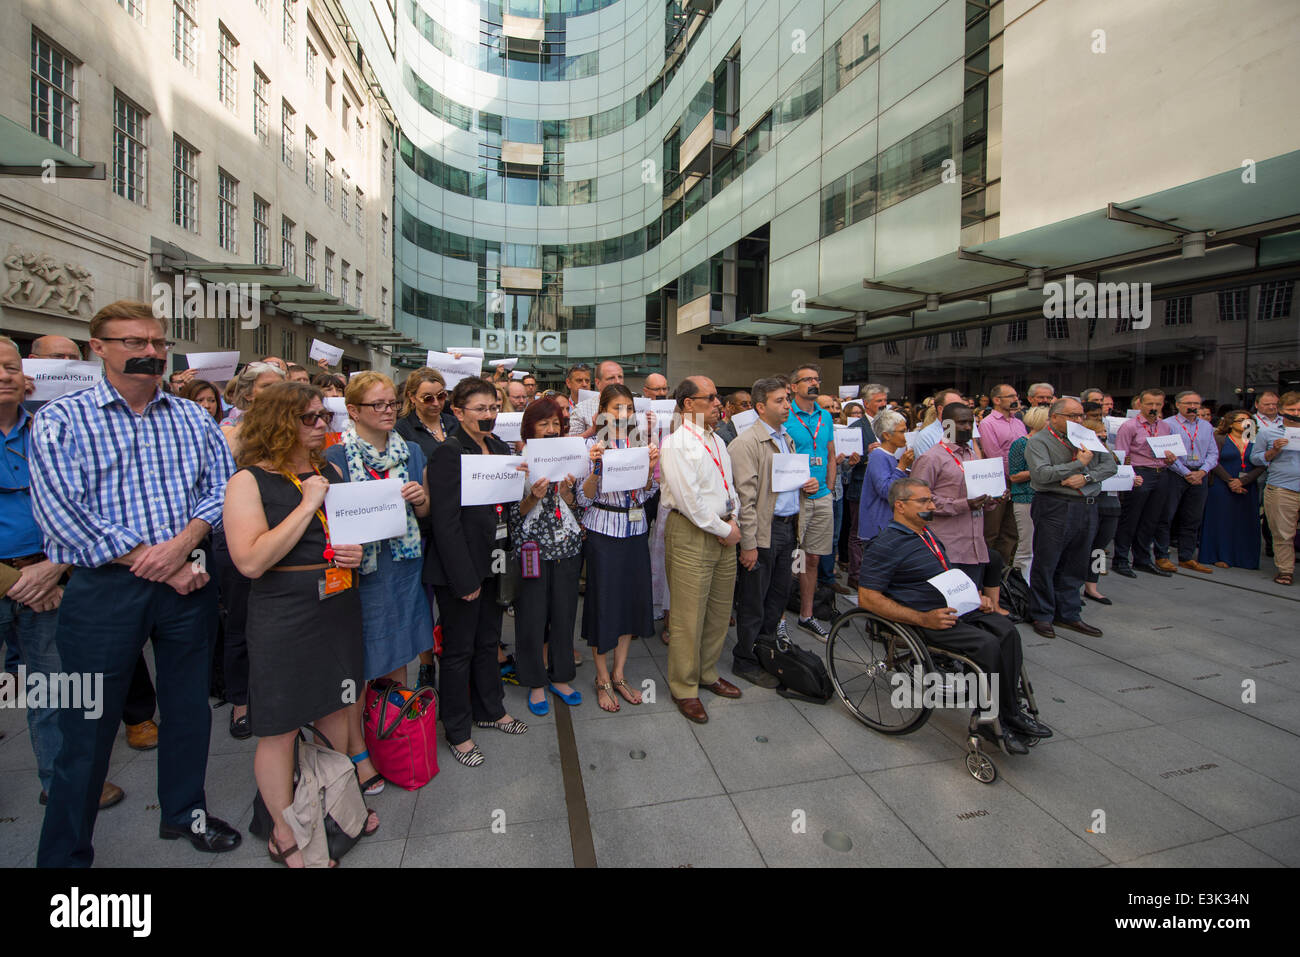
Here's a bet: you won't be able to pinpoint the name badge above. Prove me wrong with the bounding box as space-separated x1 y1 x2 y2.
627 507 645 524
810 456 824 467
319 567 352 599
495 522 509 541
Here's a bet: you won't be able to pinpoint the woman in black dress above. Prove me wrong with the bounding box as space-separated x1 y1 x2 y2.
222 381 376 866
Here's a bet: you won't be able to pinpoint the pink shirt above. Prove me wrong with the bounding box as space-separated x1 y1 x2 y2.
978 409 1027 475
911 440 989 565
1115 414 1172 469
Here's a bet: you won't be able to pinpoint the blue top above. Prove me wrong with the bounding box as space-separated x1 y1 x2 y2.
858 520 950 612
763 421 801 517
30 380 235 567
858 447 906 543
0 407 43 559
1252 424 1300 491
786 401 833 500
1162 413 1220 474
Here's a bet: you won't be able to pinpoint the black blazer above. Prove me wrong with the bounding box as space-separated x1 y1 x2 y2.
423 424 513 595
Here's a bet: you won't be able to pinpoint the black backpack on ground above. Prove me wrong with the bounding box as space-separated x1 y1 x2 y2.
999 566 1031 622
786 582 837 622
754 634 833 703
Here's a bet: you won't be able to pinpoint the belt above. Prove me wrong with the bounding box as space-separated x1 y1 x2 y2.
772 513 798 524
591 502 631 513
0 552 46 569
268 562 331 572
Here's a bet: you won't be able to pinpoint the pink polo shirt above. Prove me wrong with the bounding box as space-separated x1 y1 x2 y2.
978 409 1027 475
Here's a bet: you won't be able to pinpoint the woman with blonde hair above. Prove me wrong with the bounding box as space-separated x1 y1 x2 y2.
1007 405 1050 578
220 362 286 446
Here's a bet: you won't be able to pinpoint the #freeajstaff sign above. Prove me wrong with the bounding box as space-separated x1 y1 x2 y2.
324 478 407 544
21 359 102 401
927 569 981 616
460 456 526 505
833 425 863 457
963 458 1007 498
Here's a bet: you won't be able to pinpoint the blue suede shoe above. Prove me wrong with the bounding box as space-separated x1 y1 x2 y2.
527 694 550 717
549 684 582 706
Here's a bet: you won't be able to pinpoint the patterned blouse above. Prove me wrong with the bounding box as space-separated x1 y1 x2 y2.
1008 435 1034 504
507 484 583 561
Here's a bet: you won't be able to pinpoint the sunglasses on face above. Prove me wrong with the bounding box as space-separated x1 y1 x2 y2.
299 411 335 426
418 391 447 404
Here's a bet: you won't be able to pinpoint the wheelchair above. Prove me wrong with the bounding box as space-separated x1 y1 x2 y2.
824 608 1041 784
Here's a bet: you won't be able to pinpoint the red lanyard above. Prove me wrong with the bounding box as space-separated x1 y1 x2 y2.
938 442 966 472
1177 416 1199 452
282 469 335 562
917 528 947 570
792 406 823 449
1047 428 1079 462
1232 436 1248 472
681 424 731 496
365 466 390 481
1138 416 1160 438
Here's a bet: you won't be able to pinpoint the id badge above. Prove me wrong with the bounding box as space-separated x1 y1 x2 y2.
811 456 823 467
628 507 645 524
319 566 352 599
495 522 509 541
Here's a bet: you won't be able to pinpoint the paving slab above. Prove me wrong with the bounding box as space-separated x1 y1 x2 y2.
788 696 966 773
1235 816 1300 867
588 794 765 868
1119 834 1285 868
401 820 574 867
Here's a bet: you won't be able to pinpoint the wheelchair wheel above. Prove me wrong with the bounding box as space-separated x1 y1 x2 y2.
966 750 997 784
825 609 934 735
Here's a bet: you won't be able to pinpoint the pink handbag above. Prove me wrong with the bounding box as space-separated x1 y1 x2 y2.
362 679 439 790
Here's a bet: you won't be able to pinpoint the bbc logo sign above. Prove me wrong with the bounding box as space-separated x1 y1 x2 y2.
479 330 564 355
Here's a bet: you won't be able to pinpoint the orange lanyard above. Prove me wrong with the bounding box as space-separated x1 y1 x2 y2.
282 469 335 562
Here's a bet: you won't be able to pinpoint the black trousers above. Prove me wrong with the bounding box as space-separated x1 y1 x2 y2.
513 554 580 688
1029 496 1097 624
38 565 217 868
122 653 157 725
734 515 797 665
1087 503 1121 584
212 531 251 706
917 611 1024 720
1113 466 1163 566
1152 471 1209 561
952 550 1003 591
434 577 506 746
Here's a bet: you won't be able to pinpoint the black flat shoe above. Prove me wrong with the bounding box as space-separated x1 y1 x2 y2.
229 711 251 740
1085 594 1113 606
1112 565 1136 578
160 815 242 853
1004 711 1053 738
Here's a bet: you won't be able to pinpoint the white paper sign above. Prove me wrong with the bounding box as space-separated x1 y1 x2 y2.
1104 416 1128 438
1114 449 1126 464
730 408 758 432
633 397 652 412
1101 465 1136 492
510 370 528 380
1285 427 1300 451
904 430 919 450
972 421 980 439
1146 434 1188 457
309 339 344 366
649 399 678 419
772 452 811 492
525 435 589 483
847 416 861 427
833 426 864 458
838 385 859 399
1126 408 1141 418
21 358 101 401
444 346 484 357
489 357 519 370
323 397 352 431
460 455 525 505
577 389 600 407
963 457 1007 498
1066 420 1108 453
600 445 650 494
927 569 982 617
325 478 407 544
426 350 483 388
493 412 523 443
183 351 241 383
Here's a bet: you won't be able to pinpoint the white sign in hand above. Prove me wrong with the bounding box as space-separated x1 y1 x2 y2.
322 397 351 431
963 458 1007 498
838 385 859 399
927 568 982 617
577 389 600 407
309 339 344 366
1066 420 1108 453
183 351 241 383
1146 434 1188 458
772 452 811 492
493 412 523 443
1101 465 1135 491
600 445 650 493
489 357 519 370
325 477 407 544
1104 416 1128 438
1285 427 1300 451
426 351 483 388
729 408 758 432
525 435 589 483
510 369 528 380
833 426 863 458
21 358 102 401
460 455 525 505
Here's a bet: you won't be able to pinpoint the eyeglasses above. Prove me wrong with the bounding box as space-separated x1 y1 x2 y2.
1059 412 1085 420
462 404 501 415
356 400 400 412
97 337 173 352
688 393 719 403
795 376 821 384
903 495 935 505
299 410 335 426
418 392 447 404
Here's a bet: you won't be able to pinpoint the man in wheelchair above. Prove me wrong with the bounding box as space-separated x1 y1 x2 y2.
857 477 1053 754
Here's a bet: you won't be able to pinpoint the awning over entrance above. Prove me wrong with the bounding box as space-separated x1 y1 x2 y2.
0 114 105 179
719 149 1300 343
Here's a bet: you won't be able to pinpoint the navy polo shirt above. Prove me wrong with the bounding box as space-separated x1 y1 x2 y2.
858 519 950 611
0 407 43 559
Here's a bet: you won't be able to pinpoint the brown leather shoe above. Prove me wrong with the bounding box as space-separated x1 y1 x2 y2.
125 719 158 750
672 696 708 723
1179 560 1213 573
1031 620 1056 639
830 582 855 596
1054 619 1103 638
1154 558 1178 573
99 781 125 809
703 678 742 699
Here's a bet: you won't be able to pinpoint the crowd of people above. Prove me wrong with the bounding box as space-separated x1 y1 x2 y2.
2 299 1298 868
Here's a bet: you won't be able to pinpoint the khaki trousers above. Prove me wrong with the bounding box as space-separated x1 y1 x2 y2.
983 497 1019 567
1263 485 1300 575
664 510 737 700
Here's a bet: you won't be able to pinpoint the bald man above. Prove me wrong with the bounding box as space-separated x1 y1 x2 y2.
642 374 669 400
30 335 82 360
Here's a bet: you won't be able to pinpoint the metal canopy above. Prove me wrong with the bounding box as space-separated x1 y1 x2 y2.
0 114 106 179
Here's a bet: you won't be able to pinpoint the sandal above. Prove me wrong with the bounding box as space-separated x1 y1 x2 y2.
351 750 385 795
594 679 620 713
1274 572 1293 586
611 676 642 705
269 833 335 867
362 808 379 838
450 743 485 767
475 716 529 735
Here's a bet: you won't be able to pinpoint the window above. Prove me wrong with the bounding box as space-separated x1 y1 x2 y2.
1217 287 1249 321
883 340 899 357
218 169 238 253
355 271 364 308
341 97 350 133
173 0 198 72
340 174 350 225
305 127 316 190
253 195 270 264
305 234 316 285
306 41 318 86
253 67 270 144
281 216 295 273
981 326 992 347
1164 296 1192 325
1114 313 1134 334
1259 281 1293 321
117 0 145 22
355 188 363 238
172 136 199 231
380 213 388 254
324 248 335 294
340 260 350 303
174 311 196 343
1044 316 1070 340
381 140 389 181
1106 365 1132 391
218 26 238 112
112 91 147 204
1006 319 1027 343
950 330 967 349
281 100 296 168
324 151 335 207
30 31 78 152
325 72 335 112
282 0 296 49
255 324 269 355
924 335 939 351
217 316 238 350
1159 362 1191 390
355 118 364 155
281 329 296 361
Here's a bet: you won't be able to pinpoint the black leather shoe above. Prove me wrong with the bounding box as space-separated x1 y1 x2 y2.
979 724 1028 755
1004 711 1053 738
229 710 251 740
1085 594 1113 606
159 815 242 853
1054 619 1103 637
1112 565 1136 578
1133 562 1172 578
1031 620 1056 639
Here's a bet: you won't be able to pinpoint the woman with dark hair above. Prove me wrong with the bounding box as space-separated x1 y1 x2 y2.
311 372 345 397
1198 409 1265 569
424 376 528 767
576 384 658 712
181 378 222 422
509 397 583 716
221 381 377 865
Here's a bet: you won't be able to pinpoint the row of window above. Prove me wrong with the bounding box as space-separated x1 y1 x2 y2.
399 282 596 331
398 133 596 205
408 1 600 81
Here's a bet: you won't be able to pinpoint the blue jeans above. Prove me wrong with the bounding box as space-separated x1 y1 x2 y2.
819 497 844 584
0 597 62 794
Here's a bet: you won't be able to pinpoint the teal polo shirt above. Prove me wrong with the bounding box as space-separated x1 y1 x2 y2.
787 402 833 500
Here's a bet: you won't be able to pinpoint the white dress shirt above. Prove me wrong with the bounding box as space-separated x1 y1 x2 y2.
660 422 740 537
